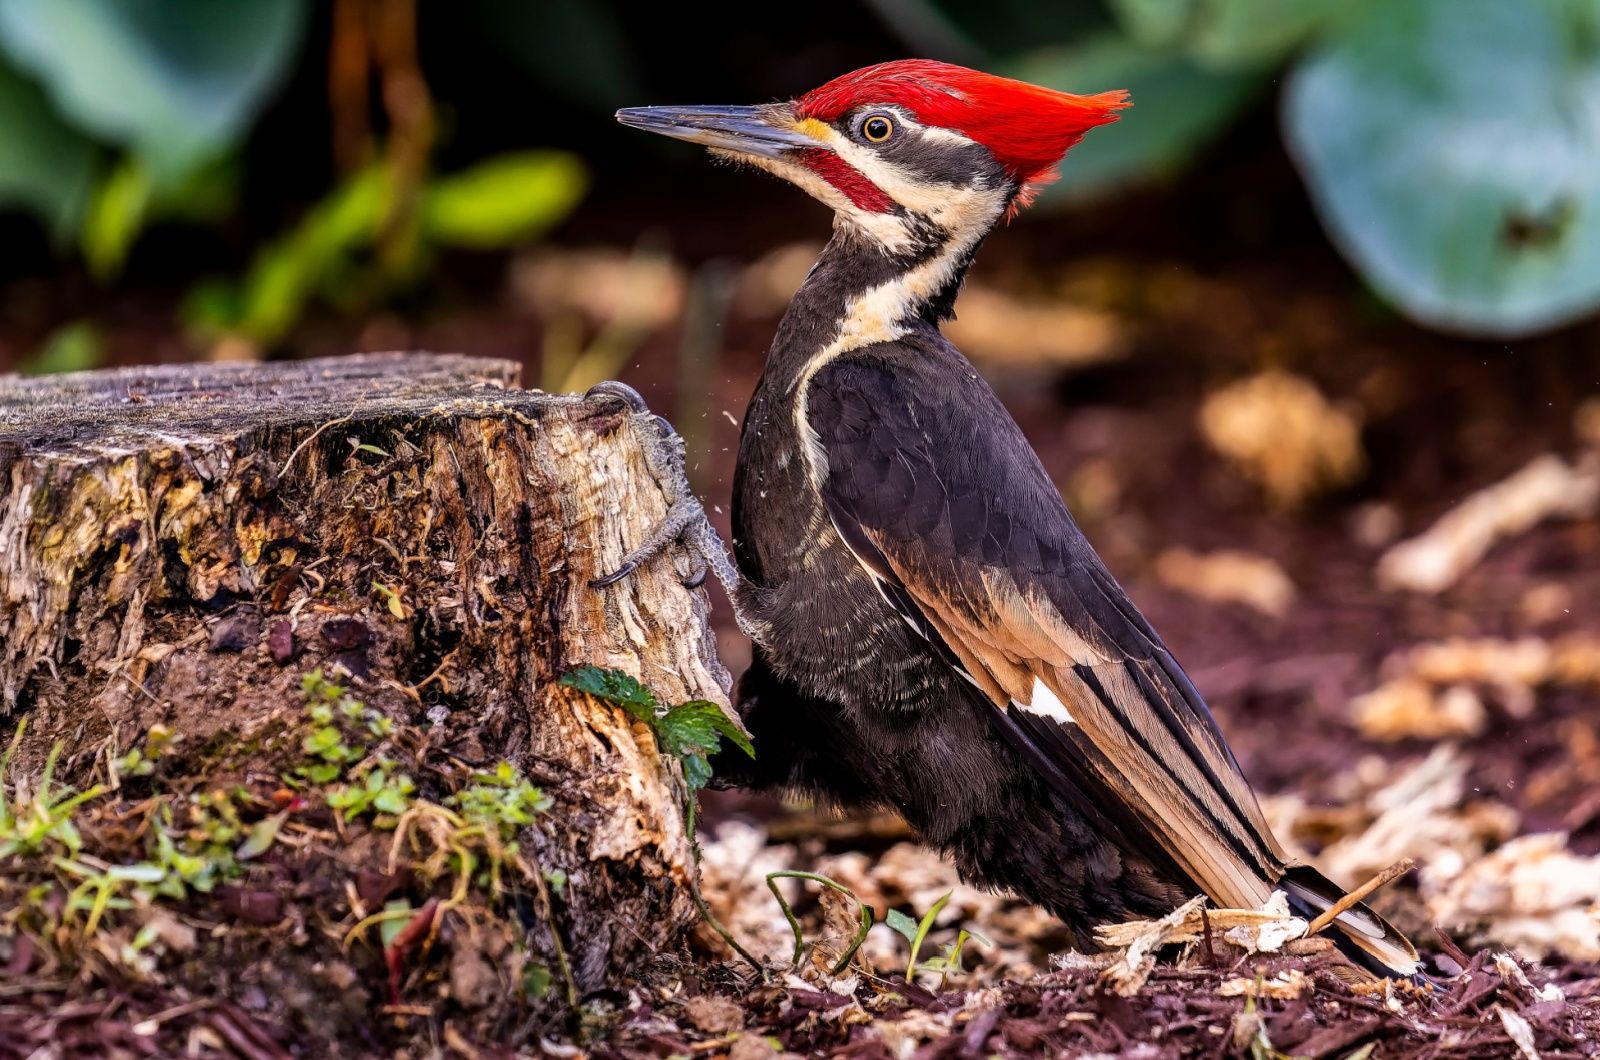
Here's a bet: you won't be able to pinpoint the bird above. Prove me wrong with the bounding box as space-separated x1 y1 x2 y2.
605 59 1419 980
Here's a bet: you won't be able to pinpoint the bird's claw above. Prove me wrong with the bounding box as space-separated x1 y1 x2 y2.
584 380 649 414
589 558 639 589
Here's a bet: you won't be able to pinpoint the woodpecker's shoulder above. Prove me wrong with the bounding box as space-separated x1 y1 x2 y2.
805 331 1071 552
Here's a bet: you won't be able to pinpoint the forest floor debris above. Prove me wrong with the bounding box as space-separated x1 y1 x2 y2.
1198 370 1365 508
1378 453 1600 594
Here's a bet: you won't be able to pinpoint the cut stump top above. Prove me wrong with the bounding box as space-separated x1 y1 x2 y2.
0 352 527 460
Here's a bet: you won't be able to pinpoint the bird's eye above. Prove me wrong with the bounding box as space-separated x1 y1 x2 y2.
860 114 895 143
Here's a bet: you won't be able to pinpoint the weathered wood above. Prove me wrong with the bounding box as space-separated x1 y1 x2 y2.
0 352 729 992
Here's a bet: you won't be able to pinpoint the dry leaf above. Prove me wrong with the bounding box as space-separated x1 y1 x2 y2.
1351 679 1487 741
1219 969 1312 1000
1154 548 1296 618
1426 834 1600 959
1378 454 1599 594
944 285 1125 371
513 247 685 329
1496 1005 1542 1060
1199 371 1364 508
1097 895 1207 996
1351 635 1600 740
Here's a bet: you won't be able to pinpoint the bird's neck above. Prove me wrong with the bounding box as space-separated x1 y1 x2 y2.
764 218 990 389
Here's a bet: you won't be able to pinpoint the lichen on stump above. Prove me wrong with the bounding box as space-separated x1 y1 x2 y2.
0 353 730 1042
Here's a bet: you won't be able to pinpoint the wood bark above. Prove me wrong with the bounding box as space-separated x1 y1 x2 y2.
0 352 730 991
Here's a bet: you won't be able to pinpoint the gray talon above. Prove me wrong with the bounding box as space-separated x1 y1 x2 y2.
589 559 638 589
585 380 648 413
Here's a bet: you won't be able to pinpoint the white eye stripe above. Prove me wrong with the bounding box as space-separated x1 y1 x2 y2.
853 105 977 148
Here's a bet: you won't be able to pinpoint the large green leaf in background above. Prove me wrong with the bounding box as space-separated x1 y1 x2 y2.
0 0 308 185
1005 35 1263 202
1286 0 1600 337
0 60 96 237
1108 0 1351 70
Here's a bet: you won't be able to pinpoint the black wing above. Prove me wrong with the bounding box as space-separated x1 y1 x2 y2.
805 342 1417 975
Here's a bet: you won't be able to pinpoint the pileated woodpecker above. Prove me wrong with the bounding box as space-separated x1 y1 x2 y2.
606 60 1418 980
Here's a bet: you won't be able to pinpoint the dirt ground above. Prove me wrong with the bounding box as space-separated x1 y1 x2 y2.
4 139 1600 1055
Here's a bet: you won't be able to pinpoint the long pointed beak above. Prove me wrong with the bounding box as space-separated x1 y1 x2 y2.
615 104 823 159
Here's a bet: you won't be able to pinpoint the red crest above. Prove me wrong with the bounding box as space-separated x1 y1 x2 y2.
797 59 1128 206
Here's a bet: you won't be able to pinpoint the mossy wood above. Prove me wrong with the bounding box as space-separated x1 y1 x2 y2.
0 353 728 994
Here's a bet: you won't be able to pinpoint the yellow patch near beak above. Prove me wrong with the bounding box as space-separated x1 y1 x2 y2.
793 117 837 144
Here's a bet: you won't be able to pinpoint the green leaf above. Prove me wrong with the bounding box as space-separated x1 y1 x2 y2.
301 762 340 785
422 151 586 249
0 0 310 184
1108 0 1354 69
905 891 952 978
236 811 287 861
378 899 412 948
559 665 657 722
680 752 713 792
225 163 392 343
79 152 237 278
1004 35 1263 203
304 726 344 756
522 962 553 1000
373 775 414 815
0 59 97 237
80 155 152 279
885 908 918 944
109 862 168 884
657 700 754 760
1285 0 1600 336
18 321 103 376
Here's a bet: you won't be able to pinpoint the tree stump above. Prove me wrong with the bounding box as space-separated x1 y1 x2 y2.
0 354 730 1020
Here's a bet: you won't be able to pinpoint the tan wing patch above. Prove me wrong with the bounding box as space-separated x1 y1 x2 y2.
864 531 1280 909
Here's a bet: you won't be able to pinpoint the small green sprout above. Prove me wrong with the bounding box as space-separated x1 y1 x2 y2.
449 761 552 841
112 723 177 779
917 927 991 990
327 766 415 823
294 669 394 784
0 727 108 859
765 870 875 975
887 891 952 982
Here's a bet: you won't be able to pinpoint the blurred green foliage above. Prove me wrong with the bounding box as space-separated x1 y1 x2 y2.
0 0 1595 342
1286 0 1600 337
185 152 586 346
17 321 103 376
0 0 305 258
0 0 588 352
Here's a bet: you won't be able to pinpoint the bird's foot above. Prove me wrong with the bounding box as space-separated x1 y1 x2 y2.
590 493 718 589
584 382 770 643
586 381 717 590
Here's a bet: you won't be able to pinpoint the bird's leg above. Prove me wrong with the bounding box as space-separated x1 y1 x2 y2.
585 383 769 645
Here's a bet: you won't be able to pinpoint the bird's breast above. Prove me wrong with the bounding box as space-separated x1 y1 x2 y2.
735 384 950 712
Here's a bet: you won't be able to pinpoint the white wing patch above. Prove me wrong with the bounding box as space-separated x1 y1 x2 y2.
1015 676 1075 725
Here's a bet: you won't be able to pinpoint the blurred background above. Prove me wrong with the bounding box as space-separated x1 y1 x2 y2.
3 0 1600 969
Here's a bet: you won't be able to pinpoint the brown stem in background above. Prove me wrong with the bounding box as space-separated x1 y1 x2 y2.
328 0 373 173
372 0 435 264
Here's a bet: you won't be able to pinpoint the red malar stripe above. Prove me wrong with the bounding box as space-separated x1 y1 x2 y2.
797 149 895 213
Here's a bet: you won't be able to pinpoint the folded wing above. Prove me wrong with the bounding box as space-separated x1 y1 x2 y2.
806 348 1417 977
